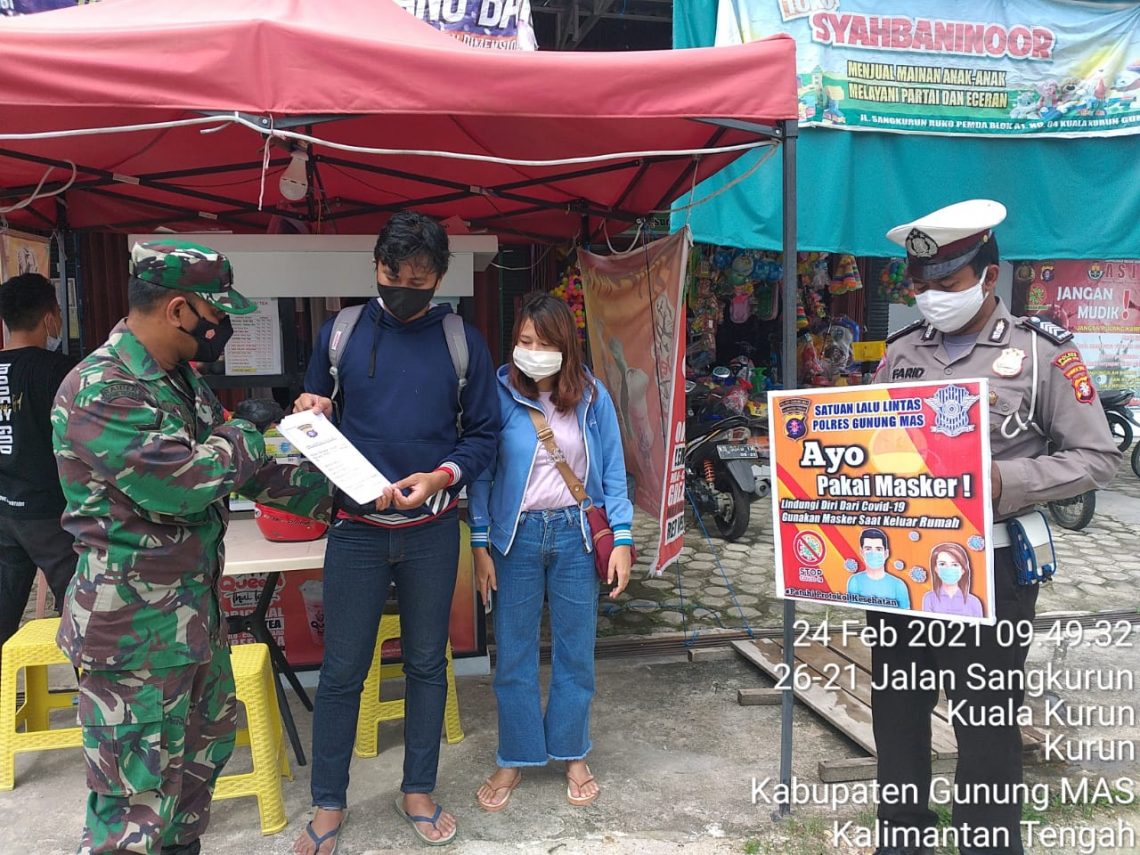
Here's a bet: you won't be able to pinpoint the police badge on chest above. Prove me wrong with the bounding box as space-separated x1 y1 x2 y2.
992 347 1026 378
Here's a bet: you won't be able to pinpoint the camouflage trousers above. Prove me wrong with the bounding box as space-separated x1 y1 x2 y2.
76 644 237 855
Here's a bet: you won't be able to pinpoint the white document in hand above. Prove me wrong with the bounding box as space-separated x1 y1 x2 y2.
277 412 392 506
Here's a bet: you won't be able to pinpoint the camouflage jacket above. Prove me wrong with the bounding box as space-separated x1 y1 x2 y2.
52 322 332 671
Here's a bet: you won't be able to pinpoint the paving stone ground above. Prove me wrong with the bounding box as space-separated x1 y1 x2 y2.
20 459 1139 640
599 458 1140 639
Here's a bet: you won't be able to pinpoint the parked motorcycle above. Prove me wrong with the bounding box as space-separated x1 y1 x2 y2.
1099 388 1138 452
1047 491 1096 531
685 385 769 541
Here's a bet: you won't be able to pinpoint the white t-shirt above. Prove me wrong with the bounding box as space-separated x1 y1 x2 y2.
521 392 588 512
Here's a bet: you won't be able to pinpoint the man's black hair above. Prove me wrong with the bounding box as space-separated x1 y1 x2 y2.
373 210 450 279
0 273 57 332
859 528 890 549
969 234 1000 276
127 276 180 313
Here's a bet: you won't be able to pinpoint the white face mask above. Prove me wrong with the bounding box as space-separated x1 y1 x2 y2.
513 345 563 381
45 315 62 352
915 269 988 334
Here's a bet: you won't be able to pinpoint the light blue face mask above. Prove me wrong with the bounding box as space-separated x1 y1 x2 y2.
863 550 887 570
937 564 964 585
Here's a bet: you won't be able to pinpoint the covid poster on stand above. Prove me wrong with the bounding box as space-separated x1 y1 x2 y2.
580 229 690 577
769 380 995 624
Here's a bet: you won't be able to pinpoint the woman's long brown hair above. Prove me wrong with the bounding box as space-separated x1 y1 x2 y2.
929 542 973 595
509 292 590 413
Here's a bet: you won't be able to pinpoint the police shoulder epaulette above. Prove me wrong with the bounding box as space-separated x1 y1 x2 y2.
1020 316 1074 344
885 320 928 343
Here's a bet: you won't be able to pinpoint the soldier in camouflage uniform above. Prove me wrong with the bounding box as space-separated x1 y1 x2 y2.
53 240 334 855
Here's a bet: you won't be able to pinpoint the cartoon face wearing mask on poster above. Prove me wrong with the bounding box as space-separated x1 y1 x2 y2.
846 528 911 610
921 542 984 618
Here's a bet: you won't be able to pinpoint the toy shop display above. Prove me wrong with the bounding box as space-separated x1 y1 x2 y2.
878 258 916 306
551 260 587 339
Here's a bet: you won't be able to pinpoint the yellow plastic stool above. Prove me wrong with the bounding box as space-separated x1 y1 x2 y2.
0 617 81 791
213 643 292 835
354 613 464 758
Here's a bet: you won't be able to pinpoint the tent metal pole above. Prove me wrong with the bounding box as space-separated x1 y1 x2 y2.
777 117 798 819
651 127 728 213
85 186 266 230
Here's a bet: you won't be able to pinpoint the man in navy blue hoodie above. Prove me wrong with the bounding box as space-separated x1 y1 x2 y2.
293 212 498 852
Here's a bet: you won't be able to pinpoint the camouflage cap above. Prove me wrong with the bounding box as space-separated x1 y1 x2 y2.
129 240 256 315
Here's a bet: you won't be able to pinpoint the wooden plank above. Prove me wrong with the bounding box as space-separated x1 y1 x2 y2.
829 631 873 671
738 687 782 706
779 638 960 759
735 637 1045 765
734 639 879 755
819 755 958 784
687 646 736 663
825 633 1046 749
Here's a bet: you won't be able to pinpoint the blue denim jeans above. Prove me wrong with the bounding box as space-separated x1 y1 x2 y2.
492 507 598 767
310 512 459 808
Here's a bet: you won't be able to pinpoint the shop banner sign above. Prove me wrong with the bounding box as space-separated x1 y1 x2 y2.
715 0 1140 137
769 380 995 624
1016 260 1140 394
581 229 691 577
394 0 537 50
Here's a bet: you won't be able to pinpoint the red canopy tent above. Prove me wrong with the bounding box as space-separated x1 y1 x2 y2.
0 0 806 793
0 0 797 241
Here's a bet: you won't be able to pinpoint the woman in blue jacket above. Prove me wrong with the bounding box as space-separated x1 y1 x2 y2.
470 292 633 813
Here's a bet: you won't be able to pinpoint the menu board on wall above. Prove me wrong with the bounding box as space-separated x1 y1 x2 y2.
224 297 283 376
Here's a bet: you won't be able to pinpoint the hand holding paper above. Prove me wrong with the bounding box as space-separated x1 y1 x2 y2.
277 411 392 505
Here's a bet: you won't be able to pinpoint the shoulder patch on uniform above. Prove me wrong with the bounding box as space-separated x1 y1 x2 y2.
99 382 147 403
1021 316 1073 344
886 320 928 343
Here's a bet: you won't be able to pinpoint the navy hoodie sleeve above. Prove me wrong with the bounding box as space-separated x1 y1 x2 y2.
440 324 500 487
303 317 336 398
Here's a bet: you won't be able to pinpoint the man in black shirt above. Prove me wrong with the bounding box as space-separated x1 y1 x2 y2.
0 273 77 659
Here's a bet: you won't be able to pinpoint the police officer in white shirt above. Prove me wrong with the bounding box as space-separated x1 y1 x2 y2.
869 200 1120 855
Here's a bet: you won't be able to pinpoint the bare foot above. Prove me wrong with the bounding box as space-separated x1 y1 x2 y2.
566 760 599 804
475 767 521 811
292 808 345 855
403 793 457 843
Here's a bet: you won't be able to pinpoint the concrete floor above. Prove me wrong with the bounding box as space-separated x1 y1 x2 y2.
3 635 1138 855
2 652 857 855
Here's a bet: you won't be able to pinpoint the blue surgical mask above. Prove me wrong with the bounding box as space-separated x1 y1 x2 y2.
863 551 887 570
937 564 964 585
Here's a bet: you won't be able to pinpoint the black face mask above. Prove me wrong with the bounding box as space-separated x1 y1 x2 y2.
180 302 234 363
378 284 435 322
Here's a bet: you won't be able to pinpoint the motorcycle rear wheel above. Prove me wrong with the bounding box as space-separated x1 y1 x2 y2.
1105 411 1133 452
1047 491 1096 531
714 479 752 542
1132 441 1140 478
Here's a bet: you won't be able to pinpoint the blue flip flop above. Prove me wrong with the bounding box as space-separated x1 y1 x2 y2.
303 808 347 855
394 796 457 847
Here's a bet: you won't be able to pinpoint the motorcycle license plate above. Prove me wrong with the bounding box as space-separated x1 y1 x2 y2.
717 444 759 460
